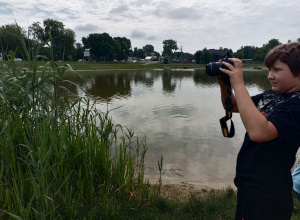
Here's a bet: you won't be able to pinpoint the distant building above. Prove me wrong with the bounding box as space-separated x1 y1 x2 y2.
145 56 157 61
178 57 193 62
145 56 152 61
208 49 226 62
142 56 159 63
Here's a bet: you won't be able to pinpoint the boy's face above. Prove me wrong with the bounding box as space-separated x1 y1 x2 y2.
267 60 300 93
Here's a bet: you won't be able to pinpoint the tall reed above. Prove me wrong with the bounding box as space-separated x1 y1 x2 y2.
0 23 157 219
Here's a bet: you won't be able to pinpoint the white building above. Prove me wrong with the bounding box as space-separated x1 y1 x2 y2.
145 56 153 61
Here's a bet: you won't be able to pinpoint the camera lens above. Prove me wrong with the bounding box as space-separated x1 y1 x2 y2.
205 62 222 76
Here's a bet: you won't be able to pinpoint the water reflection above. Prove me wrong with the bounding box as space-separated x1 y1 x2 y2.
64 69 270 101
64 68 271 188
87 72 132 101
133 71 159 87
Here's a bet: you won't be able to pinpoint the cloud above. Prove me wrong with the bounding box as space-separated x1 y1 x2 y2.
0 3 11 15
109 4 129 14
131 30 146 38
130 30 158 44
162 7 201 20
74 24 100 32
146 35 158 40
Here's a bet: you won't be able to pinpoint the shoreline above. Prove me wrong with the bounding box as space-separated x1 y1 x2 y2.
147 176 236 190
150 179 236 203
146 172 236 203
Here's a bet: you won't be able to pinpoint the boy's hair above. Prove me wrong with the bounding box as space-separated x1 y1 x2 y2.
264 42 300 76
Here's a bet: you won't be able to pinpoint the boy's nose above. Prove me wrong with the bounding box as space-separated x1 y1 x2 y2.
267 71 274 79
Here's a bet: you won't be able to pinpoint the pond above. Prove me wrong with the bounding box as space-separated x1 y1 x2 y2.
65 68 271 188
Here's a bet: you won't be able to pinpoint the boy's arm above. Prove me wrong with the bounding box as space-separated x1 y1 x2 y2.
219 59 279 142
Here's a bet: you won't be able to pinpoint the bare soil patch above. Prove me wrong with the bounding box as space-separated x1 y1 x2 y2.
158 184 204 202
155 183 235 203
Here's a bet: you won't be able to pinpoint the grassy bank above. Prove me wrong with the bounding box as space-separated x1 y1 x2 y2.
0 34 162 219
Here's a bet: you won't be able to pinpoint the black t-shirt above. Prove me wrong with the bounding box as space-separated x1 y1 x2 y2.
234 90 300 199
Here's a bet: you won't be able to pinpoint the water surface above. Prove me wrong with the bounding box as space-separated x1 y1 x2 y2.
65 68 271 188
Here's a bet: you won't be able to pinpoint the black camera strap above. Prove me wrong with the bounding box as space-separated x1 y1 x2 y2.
219 77 235 138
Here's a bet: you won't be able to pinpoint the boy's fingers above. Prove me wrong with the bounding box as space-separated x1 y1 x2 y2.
221 61 234 70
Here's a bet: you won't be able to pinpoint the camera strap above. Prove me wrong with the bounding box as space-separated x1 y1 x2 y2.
219 78 235 138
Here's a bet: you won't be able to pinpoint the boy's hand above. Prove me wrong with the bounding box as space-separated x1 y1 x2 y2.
219 58 244 88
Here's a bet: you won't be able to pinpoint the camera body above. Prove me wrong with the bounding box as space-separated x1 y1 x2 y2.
205 50 234 76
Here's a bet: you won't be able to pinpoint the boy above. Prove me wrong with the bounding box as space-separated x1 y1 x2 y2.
217 42 300 220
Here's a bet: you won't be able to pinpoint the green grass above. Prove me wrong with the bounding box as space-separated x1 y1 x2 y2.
0 28 160 219
95 188 237 220
10 60 265 72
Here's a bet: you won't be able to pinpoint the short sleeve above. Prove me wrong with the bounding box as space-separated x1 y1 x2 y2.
251 93 263 106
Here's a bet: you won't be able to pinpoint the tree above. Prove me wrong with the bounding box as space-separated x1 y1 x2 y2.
143 44 154 56
59 28 76 61
194 50 202 64
201 48 212 64
163 56 169 64
43 19 64 39
236 46 258 59
253 38 281 61
233 51 244 59
28 22 45 45
75 43 84 60
113 37 131 61
253 49 266 62
42 19 65 60
82 33 115 61
153 51 160 58
132 47 145 59
162 39 178 59
264 39 281 51
137 48 145 59
0 24 27 59
132 47 138 58
29 19 76 61
218 47 233 53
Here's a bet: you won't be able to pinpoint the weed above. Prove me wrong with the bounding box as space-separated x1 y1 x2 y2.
0 22 157 219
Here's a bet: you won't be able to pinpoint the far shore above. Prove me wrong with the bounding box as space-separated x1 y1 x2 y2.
12 60 266 72
64 66 267 72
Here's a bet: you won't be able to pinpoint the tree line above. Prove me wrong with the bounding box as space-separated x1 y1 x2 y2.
1 19 299 63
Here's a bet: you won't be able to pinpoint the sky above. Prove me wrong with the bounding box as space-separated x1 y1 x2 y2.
1 0 300 54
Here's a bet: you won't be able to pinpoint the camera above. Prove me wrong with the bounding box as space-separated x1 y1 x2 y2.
205 50 234 76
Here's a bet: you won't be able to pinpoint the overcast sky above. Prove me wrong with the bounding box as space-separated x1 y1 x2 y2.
1 0 299 54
